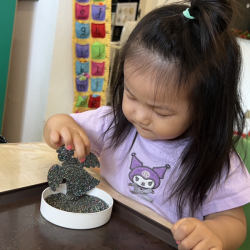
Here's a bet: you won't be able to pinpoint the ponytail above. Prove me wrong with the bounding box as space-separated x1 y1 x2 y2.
188 0 234 54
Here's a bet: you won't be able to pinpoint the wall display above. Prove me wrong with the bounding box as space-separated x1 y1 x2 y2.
114 2 137 26
72 0 111 113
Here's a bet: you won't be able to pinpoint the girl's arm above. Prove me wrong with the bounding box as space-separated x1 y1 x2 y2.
171 206 246 250
43 114 90 161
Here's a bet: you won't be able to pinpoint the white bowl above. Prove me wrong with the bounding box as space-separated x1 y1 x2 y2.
40 183 113 229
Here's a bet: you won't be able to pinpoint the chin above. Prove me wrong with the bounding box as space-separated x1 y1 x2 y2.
137 132 157 140
138 132 178 141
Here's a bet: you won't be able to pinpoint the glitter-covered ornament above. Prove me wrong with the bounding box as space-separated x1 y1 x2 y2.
47 146 101 201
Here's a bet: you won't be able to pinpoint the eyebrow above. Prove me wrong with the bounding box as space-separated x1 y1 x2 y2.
124 82 176 113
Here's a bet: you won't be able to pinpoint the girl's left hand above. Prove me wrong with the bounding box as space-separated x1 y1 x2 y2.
171 218 222 250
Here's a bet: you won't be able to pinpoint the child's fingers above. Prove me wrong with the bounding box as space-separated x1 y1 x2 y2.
51 126 90 161
73 132 90 161
171 218 188 235
177 227 203 250
192 240 217 250
171 218 196 242
79 131 91 156
50 130 62 147
172 218 222 250
60 126 73 150
74 138 87 161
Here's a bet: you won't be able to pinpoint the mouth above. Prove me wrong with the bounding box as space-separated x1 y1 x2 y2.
136 124 150 132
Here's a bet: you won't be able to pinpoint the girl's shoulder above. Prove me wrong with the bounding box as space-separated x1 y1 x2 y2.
70 106 114 135
227 151 249 178
71 105 113 117
70 106 113 123
212 152 250 187
202 151 250 216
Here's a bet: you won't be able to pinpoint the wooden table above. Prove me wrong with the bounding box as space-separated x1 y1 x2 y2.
0 143 176 249
0 143 59 192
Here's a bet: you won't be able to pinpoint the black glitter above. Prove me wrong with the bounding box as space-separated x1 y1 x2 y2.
45 193 109 213
47 164 64 192
56 146 74 162
83 153 100 168
47 146 101 201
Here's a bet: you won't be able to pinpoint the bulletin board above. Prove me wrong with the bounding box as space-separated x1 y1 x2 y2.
0 0 17 133
72 0 111 113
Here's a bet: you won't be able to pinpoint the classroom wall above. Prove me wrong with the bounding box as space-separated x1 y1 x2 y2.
138 0 174 21
44 0 73 123
2 1 250 143
2 0 59 143
0 0 17 133
239 39 250 112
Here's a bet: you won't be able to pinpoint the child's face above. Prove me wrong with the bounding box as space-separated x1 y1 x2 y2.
122 63 192 141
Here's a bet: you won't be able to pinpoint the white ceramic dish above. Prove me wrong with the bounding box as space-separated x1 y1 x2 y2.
40 183 113 229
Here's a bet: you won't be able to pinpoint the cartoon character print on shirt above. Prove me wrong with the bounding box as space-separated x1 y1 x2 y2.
128 153 171 202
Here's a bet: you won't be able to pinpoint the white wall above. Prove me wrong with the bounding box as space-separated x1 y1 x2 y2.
44 0 73 122
239 39 250 113
138 0 178 20
3 0 60 143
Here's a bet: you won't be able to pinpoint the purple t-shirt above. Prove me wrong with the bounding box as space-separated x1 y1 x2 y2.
70 106 250 224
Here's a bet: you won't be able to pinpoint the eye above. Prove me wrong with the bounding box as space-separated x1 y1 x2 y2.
148 182 153 186
135 176 139 181
127 94 136 100
155 112 170 118
125 92 136 100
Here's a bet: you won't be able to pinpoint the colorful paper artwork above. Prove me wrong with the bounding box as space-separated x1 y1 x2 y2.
72 0 111 113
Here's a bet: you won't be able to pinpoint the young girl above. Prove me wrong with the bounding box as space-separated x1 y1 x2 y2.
44 0 250 249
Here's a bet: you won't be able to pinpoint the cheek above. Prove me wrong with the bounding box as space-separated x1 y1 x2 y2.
178 109 192 131
122 95 132 118
170 115 191 135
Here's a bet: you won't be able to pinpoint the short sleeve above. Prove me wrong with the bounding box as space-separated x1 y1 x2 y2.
202 153 250 216
70 106 113 157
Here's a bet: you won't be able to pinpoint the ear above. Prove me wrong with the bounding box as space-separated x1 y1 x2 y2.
153 164 170 179
130 153 143 169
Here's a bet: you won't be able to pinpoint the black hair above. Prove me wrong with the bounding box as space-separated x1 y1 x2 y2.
103 0 245 218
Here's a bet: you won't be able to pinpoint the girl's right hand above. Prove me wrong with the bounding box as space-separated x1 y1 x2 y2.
44 114 90 162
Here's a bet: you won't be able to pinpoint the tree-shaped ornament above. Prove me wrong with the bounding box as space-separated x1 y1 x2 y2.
45 146 108 213
48 146 100 200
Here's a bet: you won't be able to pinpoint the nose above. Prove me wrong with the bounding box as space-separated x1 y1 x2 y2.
134 104 151 126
